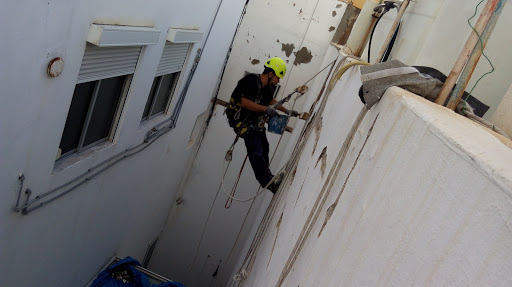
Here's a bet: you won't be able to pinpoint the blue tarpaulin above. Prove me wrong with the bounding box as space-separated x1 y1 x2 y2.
91 257 184 287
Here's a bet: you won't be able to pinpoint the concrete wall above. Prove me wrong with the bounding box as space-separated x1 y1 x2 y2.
149 1 347 286
230 56 512 286
0 0 245 286
363 0 512 120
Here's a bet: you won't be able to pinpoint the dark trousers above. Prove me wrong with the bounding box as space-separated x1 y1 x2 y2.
243 130 274 188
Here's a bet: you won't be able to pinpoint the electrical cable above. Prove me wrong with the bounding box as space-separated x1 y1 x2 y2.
367 13 385 63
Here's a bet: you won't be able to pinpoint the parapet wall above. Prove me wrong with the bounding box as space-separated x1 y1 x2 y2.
232 60 512 286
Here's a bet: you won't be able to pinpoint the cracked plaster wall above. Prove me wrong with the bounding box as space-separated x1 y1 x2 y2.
233 53 512 286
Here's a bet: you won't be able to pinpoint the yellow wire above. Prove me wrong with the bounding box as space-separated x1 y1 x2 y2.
328 61 370 91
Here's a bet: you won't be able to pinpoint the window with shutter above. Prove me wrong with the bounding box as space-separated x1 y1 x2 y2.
142 42 190 121
58 45 140 159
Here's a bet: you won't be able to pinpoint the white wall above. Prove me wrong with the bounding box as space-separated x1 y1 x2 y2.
0 0 245 286
363 0 512 120
149 1 347 286
232 55 512 286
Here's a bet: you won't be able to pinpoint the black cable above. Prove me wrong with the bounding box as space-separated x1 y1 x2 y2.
382 21 401 62
368 13 385 63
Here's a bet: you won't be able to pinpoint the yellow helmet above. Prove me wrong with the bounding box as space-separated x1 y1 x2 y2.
264 57 287 79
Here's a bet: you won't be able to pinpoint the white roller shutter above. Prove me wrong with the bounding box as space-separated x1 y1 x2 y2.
156 43 190 77
77 44 142 84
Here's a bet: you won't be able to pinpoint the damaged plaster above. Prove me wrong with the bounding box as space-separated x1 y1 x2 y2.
293 47 313 66
251 59 260 65
281 43 295 57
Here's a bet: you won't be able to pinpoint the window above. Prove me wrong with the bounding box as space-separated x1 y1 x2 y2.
58 44 141 159
141 73 179 120
141 42 190 121
59 75 130 156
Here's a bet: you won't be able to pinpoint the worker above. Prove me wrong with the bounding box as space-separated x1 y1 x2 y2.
226 57 301 193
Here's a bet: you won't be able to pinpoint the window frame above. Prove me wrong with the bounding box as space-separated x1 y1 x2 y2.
141 72 180 121
59 74 132 160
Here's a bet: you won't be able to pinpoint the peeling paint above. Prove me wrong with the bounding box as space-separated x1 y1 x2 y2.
315 147 327 177
332 10 337 17
312 117 323 155
293 47 313 66
328 26 335 32
281 43 295 57
251 59 260 65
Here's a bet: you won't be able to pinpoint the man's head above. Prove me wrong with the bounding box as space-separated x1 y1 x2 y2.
263 57 286 86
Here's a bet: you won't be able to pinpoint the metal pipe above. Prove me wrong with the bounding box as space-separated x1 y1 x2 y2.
169 0 226 128
446 0 507 110
375 0 410 63
13 173 25 212
435 0 500 106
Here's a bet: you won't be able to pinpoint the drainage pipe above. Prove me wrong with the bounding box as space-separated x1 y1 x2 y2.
150 0 225 135
342 0 383 57
375 0 410 63
446 0 507 110
435 0 500 106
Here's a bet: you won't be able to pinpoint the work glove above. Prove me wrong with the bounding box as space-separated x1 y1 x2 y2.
265 106 277 117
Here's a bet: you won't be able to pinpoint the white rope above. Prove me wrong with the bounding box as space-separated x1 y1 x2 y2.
233 268 249 281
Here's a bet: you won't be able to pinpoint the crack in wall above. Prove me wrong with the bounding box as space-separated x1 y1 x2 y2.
318 114 380 237
294 167 310 209
312 117 323 156
276 107 369 287
315 146 328 177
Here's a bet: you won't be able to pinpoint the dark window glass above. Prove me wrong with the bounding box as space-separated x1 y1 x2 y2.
83 76 125 146
151 73 177 116
142 77 160 119
59 81 95 154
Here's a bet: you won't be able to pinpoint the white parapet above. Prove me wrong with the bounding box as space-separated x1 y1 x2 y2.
236 65 512 286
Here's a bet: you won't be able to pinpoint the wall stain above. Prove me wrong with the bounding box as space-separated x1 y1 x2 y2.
293 47 313 66
277 39 280 43
251 59 260 65
290 166 297 181
328 26 335 32
267 212 284 268
332 10 337 17
336 4 343 8
312 116 323 156
318 113 380 238
247 39 249 43
315 146 327 177
318 203 337 237
281 43 295 57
